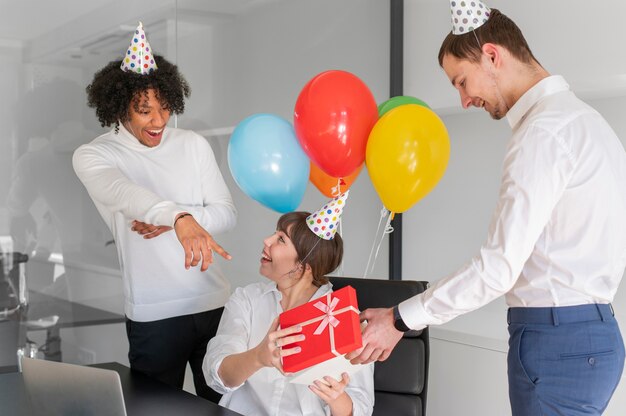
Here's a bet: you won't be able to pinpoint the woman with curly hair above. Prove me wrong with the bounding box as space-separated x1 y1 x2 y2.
72 23 236 403
86 54 189 136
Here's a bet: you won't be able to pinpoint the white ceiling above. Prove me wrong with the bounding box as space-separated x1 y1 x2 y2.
0 0 112 42
0 0 284 67
0 0 276 44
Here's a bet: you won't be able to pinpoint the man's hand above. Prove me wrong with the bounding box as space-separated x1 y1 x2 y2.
345 307 403 364
131 220 172 239
173 213 231 271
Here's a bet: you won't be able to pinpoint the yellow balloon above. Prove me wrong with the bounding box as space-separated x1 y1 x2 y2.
366 104 450 213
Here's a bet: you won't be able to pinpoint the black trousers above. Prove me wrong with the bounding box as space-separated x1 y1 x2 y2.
125 307 224 403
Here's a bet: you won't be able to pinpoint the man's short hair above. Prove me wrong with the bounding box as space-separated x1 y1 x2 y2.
438 8 540 67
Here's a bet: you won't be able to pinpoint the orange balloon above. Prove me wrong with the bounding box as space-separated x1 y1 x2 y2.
309 162 363 198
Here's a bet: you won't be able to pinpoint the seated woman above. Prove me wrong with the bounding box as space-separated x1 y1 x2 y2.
203 194 374 416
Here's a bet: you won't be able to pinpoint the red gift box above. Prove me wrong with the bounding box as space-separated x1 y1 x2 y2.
279 285 362 373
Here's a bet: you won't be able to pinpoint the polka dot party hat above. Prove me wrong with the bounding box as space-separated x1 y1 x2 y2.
306 190 349 240
450 0 491 35
120 22 158 74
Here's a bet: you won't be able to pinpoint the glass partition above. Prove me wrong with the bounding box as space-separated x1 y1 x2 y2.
0 0 389 375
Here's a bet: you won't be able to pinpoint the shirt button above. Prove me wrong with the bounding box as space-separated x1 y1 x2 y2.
588 357 596 365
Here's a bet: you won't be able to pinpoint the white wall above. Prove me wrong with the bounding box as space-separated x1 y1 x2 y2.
405 0 626 112
0 0 392 374
404 1 626 414
175 0 392 289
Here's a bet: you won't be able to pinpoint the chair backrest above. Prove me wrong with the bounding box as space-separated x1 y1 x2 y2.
329 276 429 416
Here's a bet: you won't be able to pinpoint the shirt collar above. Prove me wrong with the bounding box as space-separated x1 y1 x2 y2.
506 75 570 130
260 280 333 298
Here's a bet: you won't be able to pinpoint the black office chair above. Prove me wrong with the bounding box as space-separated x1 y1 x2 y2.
329 276 429 416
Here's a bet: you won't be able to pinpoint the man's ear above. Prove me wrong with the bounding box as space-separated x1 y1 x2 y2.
481 43 500 67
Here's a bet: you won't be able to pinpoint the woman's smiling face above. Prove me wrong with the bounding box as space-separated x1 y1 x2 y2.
260 228 301 281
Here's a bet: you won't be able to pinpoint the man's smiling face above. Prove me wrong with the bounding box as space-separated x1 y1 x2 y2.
123 88 170 147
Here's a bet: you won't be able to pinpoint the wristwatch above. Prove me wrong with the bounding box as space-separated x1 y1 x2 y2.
392 305 410 332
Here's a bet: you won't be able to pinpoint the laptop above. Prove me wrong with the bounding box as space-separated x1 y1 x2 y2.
21 357 127 416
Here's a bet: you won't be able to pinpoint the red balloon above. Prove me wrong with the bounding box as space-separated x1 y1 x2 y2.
294 70 378 178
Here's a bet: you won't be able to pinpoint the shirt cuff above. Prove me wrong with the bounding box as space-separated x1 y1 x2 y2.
398 295 429 331
208 355 244 394
145 201 185 227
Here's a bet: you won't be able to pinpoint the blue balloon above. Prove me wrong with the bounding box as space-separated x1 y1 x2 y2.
228 114 310 213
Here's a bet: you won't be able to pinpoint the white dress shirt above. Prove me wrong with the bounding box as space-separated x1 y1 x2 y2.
204 281 375 416
400 75 626 330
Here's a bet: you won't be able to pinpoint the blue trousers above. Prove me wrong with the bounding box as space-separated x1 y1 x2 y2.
507 304 625 415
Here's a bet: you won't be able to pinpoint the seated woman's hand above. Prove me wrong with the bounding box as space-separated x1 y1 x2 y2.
256 318 304 374
309 372 350 405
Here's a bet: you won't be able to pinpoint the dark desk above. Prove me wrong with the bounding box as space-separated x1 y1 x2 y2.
0 362 242 416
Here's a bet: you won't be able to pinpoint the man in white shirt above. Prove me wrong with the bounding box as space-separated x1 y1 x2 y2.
73 23 236 403
348 5 626 415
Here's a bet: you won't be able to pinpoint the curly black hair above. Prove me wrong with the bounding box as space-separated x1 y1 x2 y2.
86 55 191 129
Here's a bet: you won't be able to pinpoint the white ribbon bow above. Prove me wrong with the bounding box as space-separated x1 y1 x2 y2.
313 297 341 335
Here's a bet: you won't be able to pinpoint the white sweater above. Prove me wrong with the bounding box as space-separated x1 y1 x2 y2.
73 124 237 321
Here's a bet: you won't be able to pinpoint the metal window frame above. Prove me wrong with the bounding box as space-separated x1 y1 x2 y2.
389 0 403 280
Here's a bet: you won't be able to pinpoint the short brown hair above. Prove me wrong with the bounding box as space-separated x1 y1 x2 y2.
277 212 343 287
438 9 540 67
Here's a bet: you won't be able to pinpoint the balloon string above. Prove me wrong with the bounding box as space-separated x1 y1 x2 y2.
362 207 389 278
384 214 394 234
337 217 345 276
369 213 394 276
331 177 342 197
